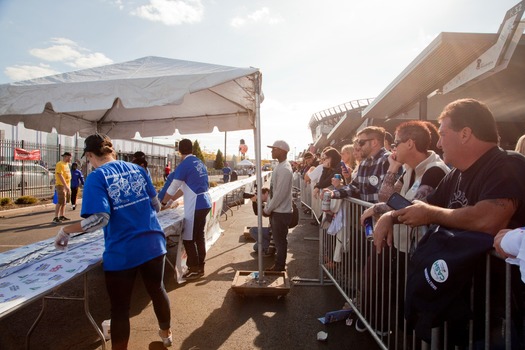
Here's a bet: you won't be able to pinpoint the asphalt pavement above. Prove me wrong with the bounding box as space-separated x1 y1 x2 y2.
0 195 380 350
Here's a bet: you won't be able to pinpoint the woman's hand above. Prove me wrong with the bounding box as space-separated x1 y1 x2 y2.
372 212 395 253
387 153 402 173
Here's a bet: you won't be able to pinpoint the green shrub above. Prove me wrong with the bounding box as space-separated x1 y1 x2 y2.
15 196 38 205
0 197 12 206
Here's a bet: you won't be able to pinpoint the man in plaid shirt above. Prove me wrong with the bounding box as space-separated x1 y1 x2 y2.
333 126 393 204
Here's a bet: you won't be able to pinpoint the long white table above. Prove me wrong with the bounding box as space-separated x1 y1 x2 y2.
0 174 262 348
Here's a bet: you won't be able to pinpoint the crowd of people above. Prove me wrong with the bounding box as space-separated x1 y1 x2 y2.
47 97 525 348
292 98 525 347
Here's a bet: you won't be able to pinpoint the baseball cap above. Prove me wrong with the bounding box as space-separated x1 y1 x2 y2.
81 133 109 158
62 152 72 157
267 140 290 152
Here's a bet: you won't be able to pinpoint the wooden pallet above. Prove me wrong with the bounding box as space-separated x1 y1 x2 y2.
231 270 290 297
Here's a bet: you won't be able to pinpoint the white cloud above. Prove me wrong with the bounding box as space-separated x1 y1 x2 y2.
4 38 114 81
4 64 59 81
230 17 245 28
131 0 204 25
30 44 82 62
230 7 283 28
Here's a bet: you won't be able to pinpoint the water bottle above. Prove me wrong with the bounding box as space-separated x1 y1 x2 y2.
322 191 332 212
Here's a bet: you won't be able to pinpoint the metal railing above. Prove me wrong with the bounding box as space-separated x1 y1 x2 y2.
299 177 524 349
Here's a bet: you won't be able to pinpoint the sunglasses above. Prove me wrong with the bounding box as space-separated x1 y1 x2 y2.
391 139 409 149
357 138 374 147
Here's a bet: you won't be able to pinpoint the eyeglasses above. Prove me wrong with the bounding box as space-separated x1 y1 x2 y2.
391 139 408 149
357 138 374 147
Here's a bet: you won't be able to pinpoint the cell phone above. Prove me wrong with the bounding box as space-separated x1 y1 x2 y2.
364 217 374 241
340 161 348 173
386 192 412 210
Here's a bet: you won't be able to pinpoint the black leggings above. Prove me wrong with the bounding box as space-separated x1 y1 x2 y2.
71 187 79 205
104 254 170 350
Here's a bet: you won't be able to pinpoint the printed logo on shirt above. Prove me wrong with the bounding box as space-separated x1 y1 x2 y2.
195 160 207 177
448 173 468 208
106 169 147 208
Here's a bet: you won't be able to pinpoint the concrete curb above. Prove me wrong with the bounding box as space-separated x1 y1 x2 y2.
0 203 56 218
0 200 82 218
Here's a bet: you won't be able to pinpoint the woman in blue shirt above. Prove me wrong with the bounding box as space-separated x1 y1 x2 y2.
54 134 172 349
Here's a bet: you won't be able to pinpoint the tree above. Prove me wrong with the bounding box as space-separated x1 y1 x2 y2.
214 149 224 169
193 140 205 163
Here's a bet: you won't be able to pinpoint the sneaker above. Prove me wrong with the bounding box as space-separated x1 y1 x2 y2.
355 319 367 333
52 217 61 224
72 205 76 210
59 216 71 221
265 265 285 272
158 329 172 347
182 270 204 280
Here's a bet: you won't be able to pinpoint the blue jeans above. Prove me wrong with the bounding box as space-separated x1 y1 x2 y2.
249 226 271 251
104 254 170 350
270 212 292 270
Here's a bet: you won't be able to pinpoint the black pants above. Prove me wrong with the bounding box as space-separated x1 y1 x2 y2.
184 208 211 270
71 187 79 205
105 254 171 350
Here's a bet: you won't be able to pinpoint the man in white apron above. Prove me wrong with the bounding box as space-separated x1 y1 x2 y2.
161 139 212 280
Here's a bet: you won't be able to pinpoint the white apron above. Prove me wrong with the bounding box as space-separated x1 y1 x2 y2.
181 183 210 241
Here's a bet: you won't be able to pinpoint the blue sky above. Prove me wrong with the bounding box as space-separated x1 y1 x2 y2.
0 0 520 159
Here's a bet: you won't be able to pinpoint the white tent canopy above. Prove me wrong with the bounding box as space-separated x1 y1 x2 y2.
0 56 261 139
0 56 270 277
237 159 254 167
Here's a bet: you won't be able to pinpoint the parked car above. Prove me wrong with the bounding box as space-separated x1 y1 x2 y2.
0 162 53 191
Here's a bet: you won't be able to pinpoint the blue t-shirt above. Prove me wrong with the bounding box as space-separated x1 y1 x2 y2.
81 160 166 271
222 167 231 175
158 171 177 202
71 169 85 188
174 155 212 210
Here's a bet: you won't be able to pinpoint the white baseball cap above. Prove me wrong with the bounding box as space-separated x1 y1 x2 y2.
267 140 290 152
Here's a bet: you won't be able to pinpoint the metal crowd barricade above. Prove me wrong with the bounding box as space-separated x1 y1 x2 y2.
296 176 521 349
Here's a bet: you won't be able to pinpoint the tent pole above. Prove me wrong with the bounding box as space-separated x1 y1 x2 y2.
253 72 264 281
224 131 227 163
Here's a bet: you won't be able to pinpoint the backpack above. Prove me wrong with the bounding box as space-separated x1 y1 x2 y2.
405 225 494 344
